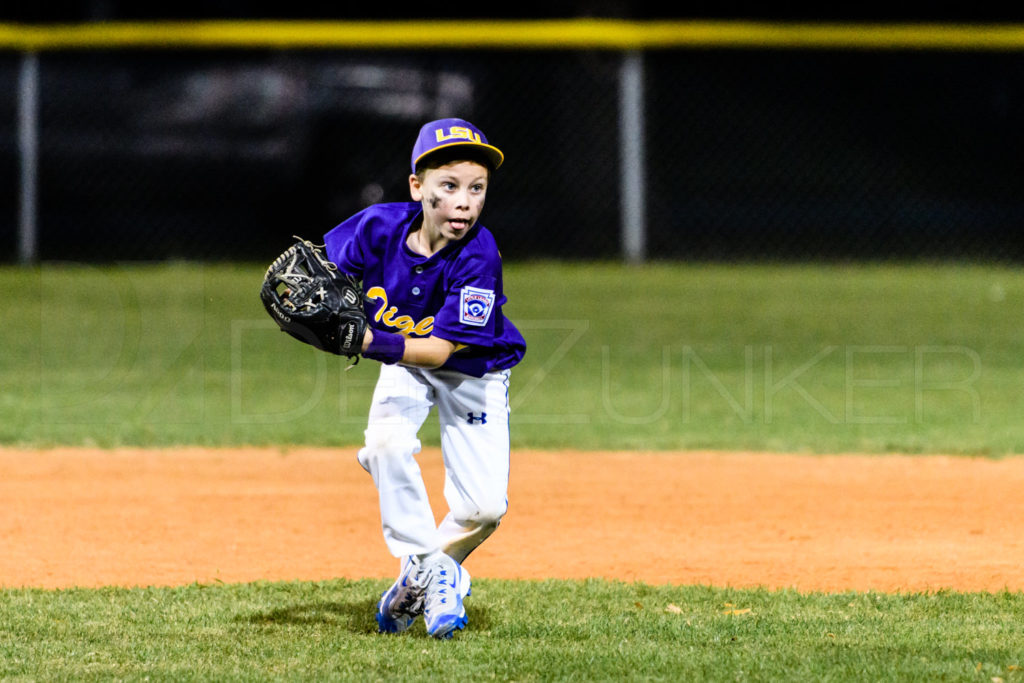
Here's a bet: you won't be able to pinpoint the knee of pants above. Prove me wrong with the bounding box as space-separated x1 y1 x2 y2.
356 429 421 473
455 498 508 533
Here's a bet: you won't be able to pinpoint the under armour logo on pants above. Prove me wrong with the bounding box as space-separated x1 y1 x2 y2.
466 412 487 425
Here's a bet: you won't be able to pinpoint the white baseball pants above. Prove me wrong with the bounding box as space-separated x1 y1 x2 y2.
356 362 512 563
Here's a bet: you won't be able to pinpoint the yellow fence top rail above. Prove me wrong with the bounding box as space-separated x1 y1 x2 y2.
2 19 1024 51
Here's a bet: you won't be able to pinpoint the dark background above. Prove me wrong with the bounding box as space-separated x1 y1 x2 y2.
4 3 1024 22
2 7 1023 262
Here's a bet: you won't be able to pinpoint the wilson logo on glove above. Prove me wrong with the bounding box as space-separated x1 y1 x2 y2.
259 236 368 363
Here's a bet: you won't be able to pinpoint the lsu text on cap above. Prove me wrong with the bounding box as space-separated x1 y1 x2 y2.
411 118 504 174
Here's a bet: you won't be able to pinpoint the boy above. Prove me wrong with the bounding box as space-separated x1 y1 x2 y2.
323 118 526 639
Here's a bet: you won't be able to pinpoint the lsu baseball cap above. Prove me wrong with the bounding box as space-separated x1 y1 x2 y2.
411 118 504 173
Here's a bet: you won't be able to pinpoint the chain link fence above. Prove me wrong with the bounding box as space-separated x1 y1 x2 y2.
1 44 1023 262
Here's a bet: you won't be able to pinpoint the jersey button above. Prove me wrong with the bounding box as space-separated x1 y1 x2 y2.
414 265 424 274
411 287 421 295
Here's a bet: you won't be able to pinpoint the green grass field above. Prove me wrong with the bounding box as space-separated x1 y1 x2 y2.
2 580 1022 681
3 260 1023 454
3 260 1024 681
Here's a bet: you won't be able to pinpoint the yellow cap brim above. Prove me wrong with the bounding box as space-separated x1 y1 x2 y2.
412 141 504 172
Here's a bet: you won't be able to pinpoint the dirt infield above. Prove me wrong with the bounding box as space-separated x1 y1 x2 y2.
1 447 1022 593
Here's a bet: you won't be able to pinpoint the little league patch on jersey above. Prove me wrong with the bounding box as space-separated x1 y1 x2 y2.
459 286 496 326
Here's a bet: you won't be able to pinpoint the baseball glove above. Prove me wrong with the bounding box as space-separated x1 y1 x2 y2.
259 236 367 361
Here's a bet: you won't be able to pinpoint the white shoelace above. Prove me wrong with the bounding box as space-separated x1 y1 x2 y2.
393 559 427 616
423 560 458 615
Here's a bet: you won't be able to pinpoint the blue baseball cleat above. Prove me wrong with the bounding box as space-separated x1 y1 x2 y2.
422 552 471 639
376 555 427 634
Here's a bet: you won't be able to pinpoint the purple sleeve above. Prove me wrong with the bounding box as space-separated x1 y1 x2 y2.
432 257 505 347
323 212 365 277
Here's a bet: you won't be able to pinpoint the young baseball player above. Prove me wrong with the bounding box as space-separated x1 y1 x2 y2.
322 118 526 639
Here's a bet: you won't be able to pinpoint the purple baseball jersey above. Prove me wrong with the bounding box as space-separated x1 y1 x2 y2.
323 202 526 378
